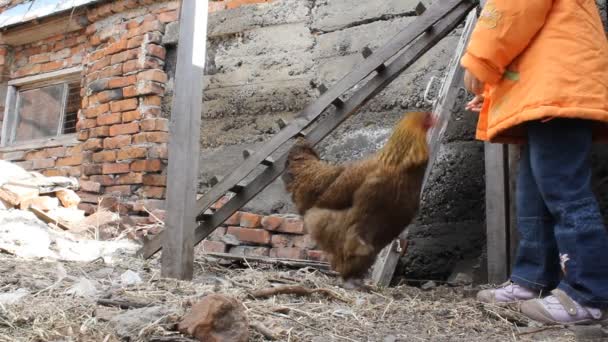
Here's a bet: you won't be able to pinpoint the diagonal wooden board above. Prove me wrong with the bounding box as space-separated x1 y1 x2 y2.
371 9 479 287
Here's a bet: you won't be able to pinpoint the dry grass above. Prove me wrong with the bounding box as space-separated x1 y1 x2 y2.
0 249 577 342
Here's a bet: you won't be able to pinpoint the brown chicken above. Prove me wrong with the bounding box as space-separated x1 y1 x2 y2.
282 111 434 288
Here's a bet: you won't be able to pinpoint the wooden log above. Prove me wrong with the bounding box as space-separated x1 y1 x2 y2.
161 0 208 280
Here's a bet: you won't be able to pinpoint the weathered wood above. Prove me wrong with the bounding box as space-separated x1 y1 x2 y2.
8 66 83 87
485 142 510 284
371 9 479 286
508 144 520 273
29 207 71 231
140 0 475 259
161 0 207 280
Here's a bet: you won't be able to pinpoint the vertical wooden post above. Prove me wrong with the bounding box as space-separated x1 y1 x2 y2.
161 0 208 280
484 142 510 284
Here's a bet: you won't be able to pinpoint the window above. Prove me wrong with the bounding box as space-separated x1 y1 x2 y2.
1 67 82 147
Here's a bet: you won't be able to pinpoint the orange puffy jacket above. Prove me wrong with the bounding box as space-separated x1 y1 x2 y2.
461 0 608 143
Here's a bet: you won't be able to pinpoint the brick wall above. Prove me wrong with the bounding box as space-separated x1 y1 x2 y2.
202 197 326 262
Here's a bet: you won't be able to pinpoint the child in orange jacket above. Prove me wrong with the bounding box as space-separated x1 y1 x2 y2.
462 0 608 325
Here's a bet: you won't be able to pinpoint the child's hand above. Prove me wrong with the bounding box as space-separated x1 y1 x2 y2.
466 95 484 112
464 70 484 95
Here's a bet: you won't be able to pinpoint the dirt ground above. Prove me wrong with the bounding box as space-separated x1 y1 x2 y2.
0 248 583 342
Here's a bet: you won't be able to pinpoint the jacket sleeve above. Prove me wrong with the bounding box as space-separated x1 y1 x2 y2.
461 0 553 85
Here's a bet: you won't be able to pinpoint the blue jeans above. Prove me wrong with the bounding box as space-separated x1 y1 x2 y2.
511 118 608 309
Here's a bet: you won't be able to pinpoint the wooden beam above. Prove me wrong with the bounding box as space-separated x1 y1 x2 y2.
161 0 208 280
484 142 510 284
508 144 520 273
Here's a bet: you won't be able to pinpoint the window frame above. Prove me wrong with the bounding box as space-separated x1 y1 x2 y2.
0 66 82 148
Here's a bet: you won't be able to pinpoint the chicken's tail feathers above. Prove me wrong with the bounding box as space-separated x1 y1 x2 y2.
282 138 320 188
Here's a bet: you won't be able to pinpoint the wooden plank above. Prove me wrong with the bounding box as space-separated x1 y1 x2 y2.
141 0 475 259
484 142 510 284
508 144 520 273
371 9 479 286
193 0 472 220
160 0 207 280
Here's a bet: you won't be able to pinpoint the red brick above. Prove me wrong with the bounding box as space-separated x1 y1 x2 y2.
209 1 226 12
78 202 97 215
142 95 162 106
148 144 168 159
102 163 130 174
140 118 168 132
122 59 140 74
127 35 144 49
261 215 283 231
135 81 165 96
141 107 162 118
89 126 110 138
122 86 138 98
208 227 227 241
25 150 49 160
46 146 66 157
97 112 122 126
67 145 83 155
110 98 138 112
56 155 83 167
31 158 55 169
200 240 227 253
66 166 81 178
13 64 41 77
116 172 143 185
109 122 139 136
99 64 123 79
103 135 131 149
105 185 132 195
141 186 165 199
226 226 270 245
90 175 115 186
110 49 137 64
76 130 89 141
108 75 136 89
145 44 166 59
132 132 169 144
92 150 116 163
132 199 165 212
94 89 123 104
143 174 167 186
82 163 103 176
30 54 50 64
131 159 162 172
83 103 110 119
224 211 241 226
117 146 147 160
158 10 178 23
89 56 111 72
89 49 106 62
42 168 66 177
122 110 142 122
306 250 328 262
106 38 128 55
77 119 96 130
41 60 65 73
270 247 306 260
293 235 317 249
82 138 103 151
229 246 270 257
137 69 167 83
240 212 262 228
271 234 293 248
80 180 102 193
142 57 164 70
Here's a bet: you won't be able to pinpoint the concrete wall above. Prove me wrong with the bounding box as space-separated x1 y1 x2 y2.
197 0 487 279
